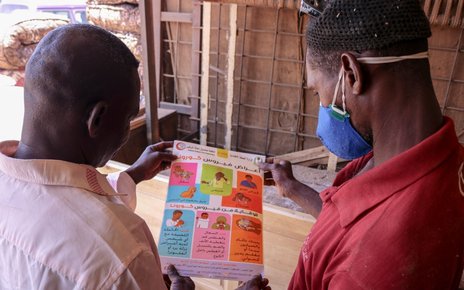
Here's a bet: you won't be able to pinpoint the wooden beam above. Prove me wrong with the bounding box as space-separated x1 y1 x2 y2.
327 152 338 172
154 0 161 106
161 12 193 23
140 0 160 144
224 4 238 150
276 146 329 164
296 157 329 168
200 1 212 145
160 101 192 115
190 2 202 137
165 22 180 103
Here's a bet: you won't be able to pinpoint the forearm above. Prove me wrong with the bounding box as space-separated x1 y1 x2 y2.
280 179 322 218
124 167 143 184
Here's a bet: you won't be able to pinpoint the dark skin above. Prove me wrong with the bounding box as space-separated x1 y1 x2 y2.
259 40 443 218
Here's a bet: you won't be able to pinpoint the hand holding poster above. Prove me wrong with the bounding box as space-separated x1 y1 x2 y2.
158 141 265 281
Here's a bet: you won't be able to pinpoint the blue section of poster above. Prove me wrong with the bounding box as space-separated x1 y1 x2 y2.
158 209 195 258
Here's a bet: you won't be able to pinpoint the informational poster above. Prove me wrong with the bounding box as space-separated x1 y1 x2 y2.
158 141 265 281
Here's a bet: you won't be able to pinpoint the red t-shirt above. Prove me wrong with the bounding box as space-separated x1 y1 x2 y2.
288 117 464 290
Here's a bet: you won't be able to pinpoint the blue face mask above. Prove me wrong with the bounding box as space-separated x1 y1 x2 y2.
316 104 372 160
315 51 429 160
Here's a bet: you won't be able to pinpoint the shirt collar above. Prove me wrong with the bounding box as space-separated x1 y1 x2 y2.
0 140 120 196
330 117 462 228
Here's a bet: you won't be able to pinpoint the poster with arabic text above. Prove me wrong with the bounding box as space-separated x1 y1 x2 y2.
158 141 265 281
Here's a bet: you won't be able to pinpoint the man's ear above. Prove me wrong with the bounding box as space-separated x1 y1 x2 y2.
86 101 108 138
341 53 363 95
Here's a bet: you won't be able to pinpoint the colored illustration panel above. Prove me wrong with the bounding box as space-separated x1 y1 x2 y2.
230 215 263 264
170 162 198 186
159 209 195 258
166 185 209 205
237 172 262 192
200 164 233 196
222 189 262 214
191 212 231 260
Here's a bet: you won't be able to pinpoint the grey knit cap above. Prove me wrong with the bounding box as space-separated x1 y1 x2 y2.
307 0 432 52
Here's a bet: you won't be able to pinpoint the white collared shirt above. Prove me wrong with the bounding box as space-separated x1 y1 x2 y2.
0 141 167 290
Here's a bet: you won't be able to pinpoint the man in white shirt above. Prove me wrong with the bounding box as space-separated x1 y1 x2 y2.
0 24 270 290
0 23 182 290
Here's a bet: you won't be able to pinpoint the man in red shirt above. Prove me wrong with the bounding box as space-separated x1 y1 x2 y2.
260 0 464 289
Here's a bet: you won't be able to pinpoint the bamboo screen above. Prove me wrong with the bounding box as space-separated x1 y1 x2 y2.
199 5 322 155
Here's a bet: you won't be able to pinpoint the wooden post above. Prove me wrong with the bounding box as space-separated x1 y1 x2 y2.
154 0 161 104
140 0 160 144
200 1 212 145
190 2 202 137
327 152 338 172
224 3 238 150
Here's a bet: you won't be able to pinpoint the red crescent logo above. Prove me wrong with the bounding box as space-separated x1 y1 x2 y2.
176 142 186 151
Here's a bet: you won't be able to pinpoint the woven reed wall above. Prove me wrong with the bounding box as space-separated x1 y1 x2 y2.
423 0 464 28
161 0 464 154
210 0 464 28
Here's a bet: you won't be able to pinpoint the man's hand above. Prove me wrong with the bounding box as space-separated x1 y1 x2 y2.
259 158 323 217
258 158 296 198
236 275 271 290
167 264 195 290
125 141 177 184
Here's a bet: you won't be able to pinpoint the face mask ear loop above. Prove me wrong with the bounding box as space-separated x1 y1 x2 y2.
341 70 346 113
332 68 343 108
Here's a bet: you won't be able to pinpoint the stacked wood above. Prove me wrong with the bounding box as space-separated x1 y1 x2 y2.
113 31 142 61
87 4 140 34
86 0 143 88
86 1 142 62
0 16 69 70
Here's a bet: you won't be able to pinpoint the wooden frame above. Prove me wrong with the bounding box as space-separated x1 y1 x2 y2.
140 0 160 144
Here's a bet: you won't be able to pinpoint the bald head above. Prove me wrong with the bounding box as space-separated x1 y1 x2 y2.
18 24 141 167
25 24 139 109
